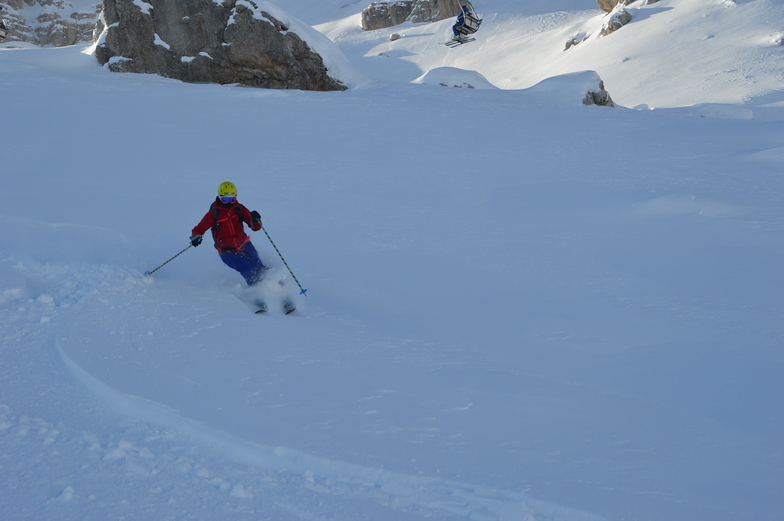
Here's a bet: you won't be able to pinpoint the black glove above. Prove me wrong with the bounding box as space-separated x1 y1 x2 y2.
250 211 261 226
190 234 203 247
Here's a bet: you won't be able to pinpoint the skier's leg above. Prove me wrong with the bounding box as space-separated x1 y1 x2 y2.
219 243 268 286
219 250 257 286
241 242 268 286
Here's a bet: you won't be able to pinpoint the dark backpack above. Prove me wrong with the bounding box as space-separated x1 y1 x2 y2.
209 202 244 248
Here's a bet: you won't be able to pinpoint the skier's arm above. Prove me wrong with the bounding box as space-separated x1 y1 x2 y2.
191 211 215 238
250 211 262 230
240 204 262 231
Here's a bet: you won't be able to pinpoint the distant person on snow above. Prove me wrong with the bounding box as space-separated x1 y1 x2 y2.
190 182 268 286
452 5 473 40
0 16 8 42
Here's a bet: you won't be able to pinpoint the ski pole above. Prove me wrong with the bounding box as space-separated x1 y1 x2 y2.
262 226 308 296
144 244 193 276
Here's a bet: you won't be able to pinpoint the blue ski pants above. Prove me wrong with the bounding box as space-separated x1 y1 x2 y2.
218 241 268 286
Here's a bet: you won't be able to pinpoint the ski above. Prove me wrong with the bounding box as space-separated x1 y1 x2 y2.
251 299 295 315
444 37 475 47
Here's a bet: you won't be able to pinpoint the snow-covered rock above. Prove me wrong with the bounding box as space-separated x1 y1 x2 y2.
360 0 462 31
600 6 632 36
597 0 628 13
412 66 497 89
527 70 615 107
564 31 589 51
92 0 347 91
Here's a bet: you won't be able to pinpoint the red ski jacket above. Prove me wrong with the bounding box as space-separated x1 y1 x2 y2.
192 198 261 252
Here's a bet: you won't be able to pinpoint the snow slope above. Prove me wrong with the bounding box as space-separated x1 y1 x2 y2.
317 0 784 108
1 1 782 520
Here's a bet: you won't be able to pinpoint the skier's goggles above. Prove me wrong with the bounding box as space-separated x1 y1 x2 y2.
220 196 237 204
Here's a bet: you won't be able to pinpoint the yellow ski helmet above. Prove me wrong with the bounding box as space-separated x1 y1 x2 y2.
218 181 237 198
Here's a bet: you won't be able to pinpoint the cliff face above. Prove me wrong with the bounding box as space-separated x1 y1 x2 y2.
92 0 346 91
360 0 464 31
0 0 101 47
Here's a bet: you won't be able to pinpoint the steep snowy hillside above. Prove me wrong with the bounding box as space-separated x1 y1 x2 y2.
318 0 784 108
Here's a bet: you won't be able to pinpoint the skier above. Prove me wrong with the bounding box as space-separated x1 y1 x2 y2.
190 182 268 286
452 5 473 40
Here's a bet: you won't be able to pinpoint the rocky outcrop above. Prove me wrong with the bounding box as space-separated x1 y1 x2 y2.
600 6 632 36
361 1 413 30
597 0 626 13
598 0 659 10
564 32 588 51
407 0 461 24
527 71 614 108
360 0 464 31
0 0 100 46
566 1 633 48
93 0 345 91
583 80 614 107
412 66 497 89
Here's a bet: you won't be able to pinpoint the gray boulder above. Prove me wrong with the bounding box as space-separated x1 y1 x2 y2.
527 71 615 108
597 0 627 13
600 7 632 36
583 80 614 107
408 0 461 24
93 0 346 91
360 0 464 31
361 1 413 31
564 32 589 51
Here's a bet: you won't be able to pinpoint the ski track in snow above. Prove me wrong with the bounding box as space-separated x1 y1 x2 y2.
2 290 597 521
0 229 604 521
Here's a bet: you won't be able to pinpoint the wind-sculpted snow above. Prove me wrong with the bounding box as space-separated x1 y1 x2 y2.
1 226 610 521
0 218 614 519
56 336 609 521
